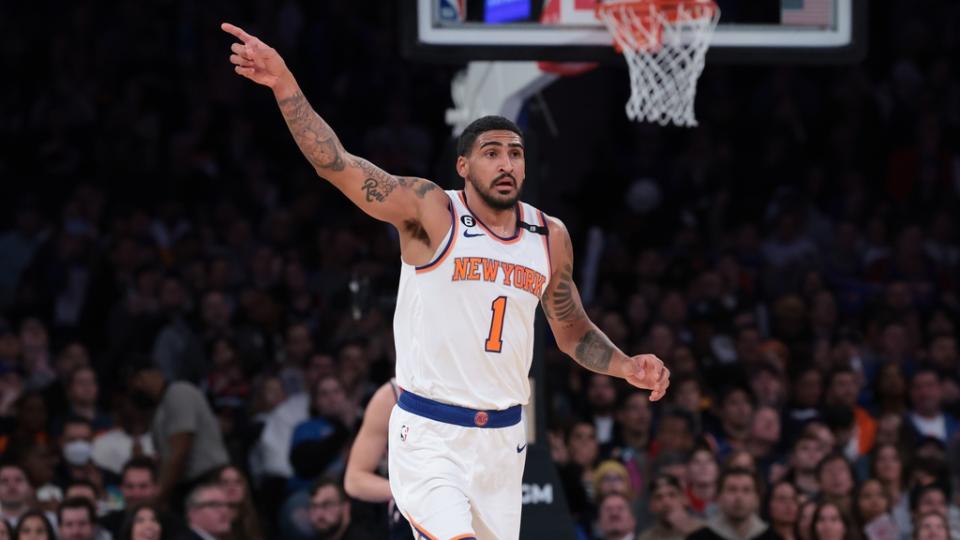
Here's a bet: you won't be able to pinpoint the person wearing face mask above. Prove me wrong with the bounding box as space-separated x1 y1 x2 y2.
127 367 228 513
56 417 106 498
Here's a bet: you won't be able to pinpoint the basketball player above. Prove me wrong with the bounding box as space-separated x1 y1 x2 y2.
222 22 670 540
344 379 412 540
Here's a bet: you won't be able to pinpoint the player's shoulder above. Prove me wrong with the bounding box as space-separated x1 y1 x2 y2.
538 212 568 239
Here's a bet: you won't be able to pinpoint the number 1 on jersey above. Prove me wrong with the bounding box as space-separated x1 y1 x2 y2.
485 296 508 353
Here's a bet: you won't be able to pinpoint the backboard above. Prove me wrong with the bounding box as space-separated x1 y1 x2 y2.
403 0 866 63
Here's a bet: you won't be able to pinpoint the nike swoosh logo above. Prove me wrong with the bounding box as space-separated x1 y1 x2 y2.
463 231 484 238
516 443 527 453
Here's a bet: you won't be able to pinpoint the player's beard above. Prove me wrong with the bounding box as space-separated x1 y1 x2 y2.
468 172 522 210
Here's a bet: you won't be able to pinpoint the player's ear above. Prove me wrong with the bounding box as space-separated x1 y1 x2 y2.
456 155 469 179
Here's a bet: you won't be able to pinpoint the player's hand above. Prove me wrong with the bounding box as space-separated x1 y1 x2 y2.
622 354 670 401
221 22 291 89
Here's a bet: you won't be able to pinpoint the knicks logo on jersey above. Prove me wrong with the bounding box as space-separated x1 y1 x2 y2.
451 257 547 297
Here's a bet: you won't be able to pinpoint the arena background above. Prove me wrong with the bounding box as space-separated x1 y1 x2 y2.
1 1 959 539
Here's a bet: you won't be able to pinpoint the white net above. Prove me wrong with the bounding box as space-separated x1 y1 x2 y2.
597 0 720 127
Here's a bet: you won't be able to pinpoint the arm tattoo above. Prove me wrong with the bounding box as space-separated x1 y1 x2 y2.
277 91 345 172
354 162 440 204
354 157 398 203
574 329 614 373
543 264 585 322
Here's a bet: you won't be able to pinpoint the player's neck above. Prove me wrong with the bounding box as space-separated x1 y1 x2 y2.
464 190 518 236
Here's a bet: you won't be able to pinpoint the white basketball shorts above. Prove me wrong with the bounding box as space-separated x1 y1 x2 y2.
388 391 527 540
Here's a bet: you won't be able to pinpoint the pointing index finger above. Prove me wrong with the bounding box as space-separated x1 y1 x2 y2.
221 22 253 43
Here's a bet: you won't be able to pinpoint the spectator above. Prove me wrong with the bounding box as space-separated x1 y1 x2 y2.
594 460 635 502
558 419 600 524
57 416 105 495
870 443 910 533
100 457 159 536
288 375 352 491
706 385 756 459
306 479 375 540
906 369 960 445
823 367 876 460
687 467 777 540
785 367 823 439
91 397 155 477
598 492 639 540
654 408 697 458
764 481 799 540
213 465 263 540
586 374 621 448
638 474 702 540
13 510 55 540
914 512 950 540
816 454 856 515
686 446 720 517
61 486 112 540
118 504 166 540
613 391 654 499
128 367 228 510
62 367 112 433
180 484 231 540
58 497 98 540
797 501 817 540
809 501 852 540
854 478 897 540
745 407 782 474
0 463 35 527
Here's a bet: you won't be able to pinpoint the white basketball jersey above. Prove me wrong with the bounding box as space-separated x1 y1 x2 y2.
393 190 552 410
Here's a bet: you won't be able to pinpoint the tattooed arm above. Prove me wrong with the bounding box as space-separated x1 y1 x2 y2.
541 217 671 401
221 23 448 232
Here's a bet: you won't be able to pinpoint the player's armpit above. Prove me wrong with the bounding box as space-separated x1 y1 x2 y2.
274 89 448 230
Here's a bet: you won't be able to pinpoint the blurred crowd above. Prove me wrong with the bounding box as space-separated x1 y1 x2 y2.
1 0 960 539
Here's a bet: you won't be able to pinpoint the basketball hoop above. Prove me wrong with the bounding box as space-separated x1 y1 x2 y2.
596 0 720 127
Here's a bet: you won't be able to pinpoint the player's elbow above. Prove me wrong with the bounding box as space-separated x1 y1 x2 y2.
343 470 360 498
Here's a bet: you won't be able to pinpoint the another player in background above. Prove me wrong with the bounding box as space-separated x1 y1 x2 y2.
343 380 412 540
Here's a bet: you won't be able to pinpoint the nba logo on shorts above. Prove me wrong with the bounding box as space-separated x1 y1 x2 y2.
400 425 409 442
474 412 489 427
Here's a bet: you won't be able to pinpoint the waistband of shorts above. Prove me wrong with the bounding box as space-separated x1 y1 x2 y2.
397 390 521 428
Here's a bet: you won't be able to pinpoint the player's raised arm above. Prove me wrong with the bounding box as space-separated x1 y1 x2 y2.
221 22 446 229
540 217 670 401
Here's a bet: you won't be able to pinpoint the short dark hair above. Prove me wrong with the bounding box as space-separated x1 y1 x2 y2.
65 479 99 498
309 477 346 502
122 456 159 483
659 407 696 435
910 482 950 513
717 466 762 498
597 491 634 511
815 452 854 480
456 116 523 156
185 482 223 510
719 384 756 409
57 496 97 525
648 473 684 494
